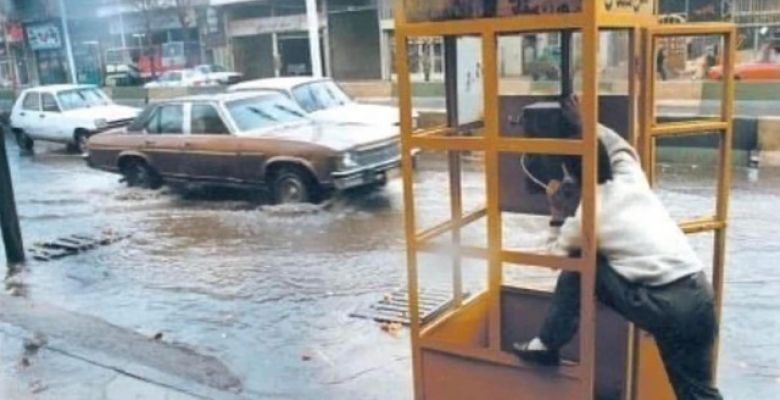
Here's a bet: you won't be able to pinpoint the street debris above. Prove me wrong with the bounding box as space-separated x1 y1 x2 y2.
28 230 130 262
29 380 48 394
23 333 47 355
301 348 336 367
17 333 47 369
350 287 469 326
5 275 27 297
379 321 403 337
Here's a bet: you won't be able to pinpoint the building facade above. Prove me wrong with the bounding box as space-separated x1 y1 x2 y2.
214 0 382 81
1 0 212 87
5 0 776 89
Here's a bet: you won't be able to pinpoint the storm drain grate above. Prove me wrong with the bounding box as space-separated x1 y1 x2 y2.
350 287 469 325
29 232 130 262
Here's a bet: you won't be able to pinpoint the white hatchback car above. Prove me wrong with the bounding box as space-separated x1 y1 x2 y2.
228 77 416 128
10 85 140 153
144 69 216 89
194 64 243 85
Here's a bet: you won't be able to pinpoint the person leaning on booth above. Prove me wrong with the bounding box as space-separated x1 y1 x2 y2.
513 96 723 400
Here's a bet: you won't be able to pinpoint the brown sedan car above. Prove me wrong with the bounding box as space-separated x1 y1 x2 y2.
85 92 401 203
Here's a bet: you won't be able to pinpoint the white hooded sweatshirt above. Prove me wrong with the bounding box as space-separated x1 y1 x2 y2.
548 125 703 286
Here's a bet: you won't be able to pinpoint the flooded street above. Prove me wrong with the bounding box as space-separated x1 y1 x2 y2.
2 134 779 399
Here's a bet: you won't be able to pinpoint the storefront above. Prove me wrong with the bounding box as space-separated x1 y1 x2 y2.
227 11 325 79
0 22 27 87
219 0 382 81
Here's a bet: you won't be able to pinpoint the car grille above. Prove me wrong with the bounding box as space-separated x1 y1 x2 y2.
354 142 400 166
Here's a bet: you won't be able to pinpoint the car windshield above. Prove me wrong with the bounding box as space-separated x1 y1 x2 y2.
291 80 351 113
226 94 309 133
57 88 111 110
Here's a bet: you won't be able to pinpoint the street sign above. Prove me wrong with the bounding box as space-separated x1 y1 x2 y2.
456 36 483 126
603 0 654 15
26 23 62 51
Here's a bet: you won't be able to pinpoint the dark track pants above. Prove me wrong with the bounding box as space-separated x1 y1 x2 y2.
539 257 723 400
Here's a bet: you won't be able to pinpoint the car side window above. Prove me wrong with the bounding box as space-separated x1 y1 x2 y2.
128 105 157 132
143 108 162 134
22 92 40 111
157 105 184 134
41 94 60 113
191 104 229 135
143 105 183 135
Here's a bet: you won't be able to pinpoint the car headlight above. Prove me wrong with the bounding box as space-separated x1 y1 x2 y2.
339 152 359 170
94 118 108 129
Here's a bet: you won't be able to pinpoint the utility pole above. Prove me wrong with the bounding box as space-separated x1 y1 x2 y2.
0 133 25 267
57 0 78 83
305 0 323 77
118 0 127 49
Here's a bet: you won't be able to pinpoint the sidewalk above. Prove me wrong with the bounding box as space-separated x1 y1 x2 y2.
0 291 243 400
0 324 199 400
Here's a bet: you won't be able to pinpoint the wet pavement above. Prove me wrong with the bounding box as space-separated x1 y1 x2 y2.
1 134 779 399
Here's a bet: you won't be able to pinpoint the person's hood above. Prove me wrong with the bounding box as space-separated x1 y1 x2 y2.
241 121 399 152
64 104 140 122
309 103 402 126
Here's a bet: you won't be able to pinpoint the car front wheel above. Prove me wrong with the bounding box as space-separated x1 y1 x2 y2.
14 130 34 152
271 167 316 204
74 130 91 154
121 159 162 189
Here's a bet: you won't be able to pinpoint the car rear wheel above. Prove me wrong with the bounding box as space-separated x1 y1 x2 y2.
14 130 34 152
121 159 162 189
271 167 316 204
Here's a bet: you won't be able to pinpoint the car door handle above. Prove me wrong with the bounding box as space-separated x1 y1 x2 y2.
39 114 45 118
19 112 25 117
144 140 155 146
184 142 192 148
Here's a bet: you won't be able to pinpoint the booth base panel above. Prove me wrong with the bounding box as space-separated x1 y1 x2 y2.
418 286 676 399
421 349 583 400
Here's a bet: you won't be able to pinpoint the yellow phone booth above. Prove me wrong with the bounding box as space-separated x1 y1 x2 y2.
395 1 735 399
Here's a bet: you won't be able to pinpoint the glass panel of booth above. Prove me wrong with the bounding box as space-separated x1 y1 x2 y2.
495 29 636 277
651 33 727 125
644 25 736 133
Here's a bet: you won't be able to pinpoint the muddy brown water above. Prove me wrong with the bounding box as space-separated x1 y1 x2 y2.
2 136 779 399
